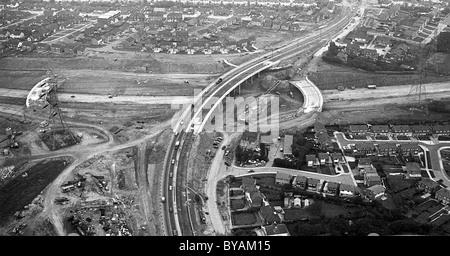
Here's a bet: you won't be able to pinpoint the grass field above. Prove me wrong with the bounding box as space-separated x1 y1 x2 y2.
309 61 450 90
231 212 257 226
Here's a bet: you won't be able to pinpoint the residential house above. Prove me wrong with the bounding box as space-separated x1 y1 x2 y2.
91 37 103 46
275 171 292 186
325 181 339 195
166 12 183 23
20 41 35 51
391 125 411 135
176 41 188 52
401 143 421 156
209 41 221 52
247 190 264 209
260 224 290 236
260 205 281 224
271 19 283 30
364 173 382 187
289 22 302 32
378 143 398 156
361 48 379 61
366 184 386 200
223 40 237 51
382 165 404 176
349 124 368 135
293 175 307 189
318 153 331 166
306 178 321 192
358 157 372 169
339 184 359 197
435 189 450 205
370 125 390 135
331 152 344 164
404 162 422 179
283 135 293 157
0 29 10 39
418 178 441 193
411 125 432 136
345 43 361 56
280 22 290 31
262 19 273 29
159 41 174 51
36 42 50 52
147 12 164 21
306 154 319 167
9 30 25 39
432 125 450 136
354 142 376 155
249 17 262 27
239 131 260 150
50 43 64 54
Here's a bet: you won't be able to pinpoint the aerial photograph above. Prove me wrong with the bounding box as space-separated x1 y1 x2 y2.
1 0 450 238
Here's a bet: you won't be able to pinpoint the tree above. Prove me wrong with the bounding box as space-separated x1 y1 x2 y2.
305 201 323 215
327 41 340 57
437 32 450 53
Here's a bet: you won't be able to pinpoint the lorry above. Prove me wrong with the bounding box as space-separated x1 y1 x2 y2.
161 196 166 203
367 84 377 89
175 140 180 149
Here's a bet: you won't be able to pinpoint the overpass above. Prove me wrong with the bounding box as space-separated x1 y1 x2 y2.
163 5 357 236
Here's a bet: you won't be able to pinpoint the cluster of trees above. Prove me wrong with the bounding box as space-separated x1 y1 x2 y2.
323 42 420 72
272 131 320 169
288 203 435 236
437 32 450 53
235 143 268 164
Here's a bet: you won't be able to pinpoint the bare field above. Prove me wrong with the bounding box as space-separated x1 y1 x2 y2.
318 104 450 126
0 70 47 90
309 60 450 90
1 54 229 74
60 69 208 96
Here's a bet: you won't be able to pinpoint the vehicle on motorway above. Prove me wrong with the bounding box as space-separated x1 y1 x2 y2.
175 141 180 149
171 158 175 164
169 185 173 190
70 95 75 98
225 150 229 156
216 78 223 84
108 94 113 98
172 230 178 236
175 132 179 136
169 172 173 178
248 170 255 173
169 207 173 212
161 197 166 203
180 120 184 125
221 145 226 150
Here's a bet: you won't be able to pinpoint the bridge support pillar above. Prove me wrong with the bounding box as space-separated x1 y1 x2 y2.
238 84 241 95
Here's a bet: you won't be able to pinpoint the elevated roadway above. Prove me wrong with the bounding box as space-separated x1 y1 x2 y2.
163 5 358 236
